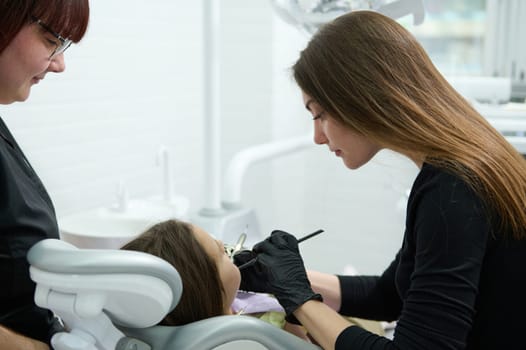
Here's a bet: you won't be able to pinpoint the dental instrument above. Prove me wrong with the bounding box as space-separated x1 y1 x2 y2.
233 231 247 254
236 229 324 270
297 229 323 243
224 230 248 261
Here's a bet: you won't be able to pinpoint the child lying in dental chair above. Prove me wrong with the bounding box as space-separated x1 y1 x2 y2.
120 219 311 339
121 219 383 340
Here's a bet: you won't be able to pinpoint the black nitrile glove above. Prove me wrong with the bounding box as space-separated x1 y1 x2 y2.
233 249 273 293
253 230 322 323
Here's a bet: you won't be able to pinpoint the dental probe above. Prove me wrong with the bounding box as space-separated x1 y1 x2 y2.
297 229 323 243
237 229 324 270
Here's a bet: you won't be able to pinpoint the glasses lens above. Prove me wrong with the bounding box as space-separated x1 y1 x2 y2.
33 17 72 59
50 39 72 59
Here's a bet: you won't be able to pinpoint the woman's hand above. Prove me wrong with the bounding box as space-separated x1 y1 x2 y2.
233 249 273 293
236 232 355 349
252 230 323 318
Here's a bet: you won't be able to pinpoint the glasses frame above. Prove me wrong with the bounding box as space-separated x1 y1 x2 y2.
31 16 73 59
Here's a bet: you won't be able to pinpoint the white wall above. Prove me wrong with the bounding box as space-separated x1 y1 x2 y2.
1 0 418 275
3 0 206 215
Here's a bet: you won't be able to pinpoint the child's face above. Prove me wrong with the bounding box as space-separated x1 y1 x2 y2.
192 225 241 314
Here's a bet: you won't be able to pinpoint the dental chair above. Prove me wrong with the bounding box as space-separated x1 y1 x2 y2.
28 239 321 350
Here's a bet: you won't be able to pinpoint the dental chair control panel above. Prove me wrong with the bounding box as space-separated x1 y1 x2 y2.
28 239 321 350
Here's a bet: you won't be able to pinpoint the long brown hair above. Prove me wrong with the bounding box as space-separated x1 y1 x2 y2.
293 11 526 239
121 219 226 326
0 0 90 53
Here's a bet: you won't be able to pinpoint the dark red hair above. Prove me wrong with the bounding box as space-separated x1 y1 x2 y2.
0 0 89 53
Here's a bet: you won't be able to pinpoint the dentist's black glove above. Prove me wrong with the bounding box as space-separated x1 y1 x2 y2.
253 230 322 324
233 249 272 293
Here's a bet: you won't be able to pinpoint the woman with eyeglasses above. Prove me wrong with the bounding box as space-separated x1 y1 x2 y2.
0 1 89 349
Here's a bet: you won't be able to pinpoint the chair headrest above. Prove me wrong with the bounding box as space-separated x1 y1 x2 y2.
28 239 183 311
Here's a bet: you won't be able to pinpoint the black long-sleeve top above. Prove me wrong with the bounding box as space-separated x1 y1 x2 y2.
0 117 62 344
335 163 526 349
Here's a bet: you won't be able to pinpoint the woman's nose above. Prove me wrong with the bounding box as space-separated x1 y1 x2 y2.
313 122 327 145
48 53 66 73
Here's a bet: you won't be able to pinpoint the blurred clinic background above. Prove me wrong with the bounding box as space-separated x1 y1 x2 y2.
3 0 525 275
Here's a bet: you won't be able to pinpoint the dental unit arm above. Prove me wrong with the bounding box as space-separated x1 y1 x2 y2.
28 239 321 350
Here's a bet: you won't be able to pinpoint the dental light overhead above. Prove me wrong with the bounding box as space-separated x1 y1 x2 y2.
271 0 425 34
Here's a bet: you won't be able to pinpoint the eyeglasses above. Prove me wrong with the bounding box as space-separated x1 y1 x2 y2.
31 16 72 59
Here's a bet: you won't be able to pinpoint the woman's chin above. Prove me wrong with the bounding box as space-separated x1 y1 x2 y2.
343 159 362 170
